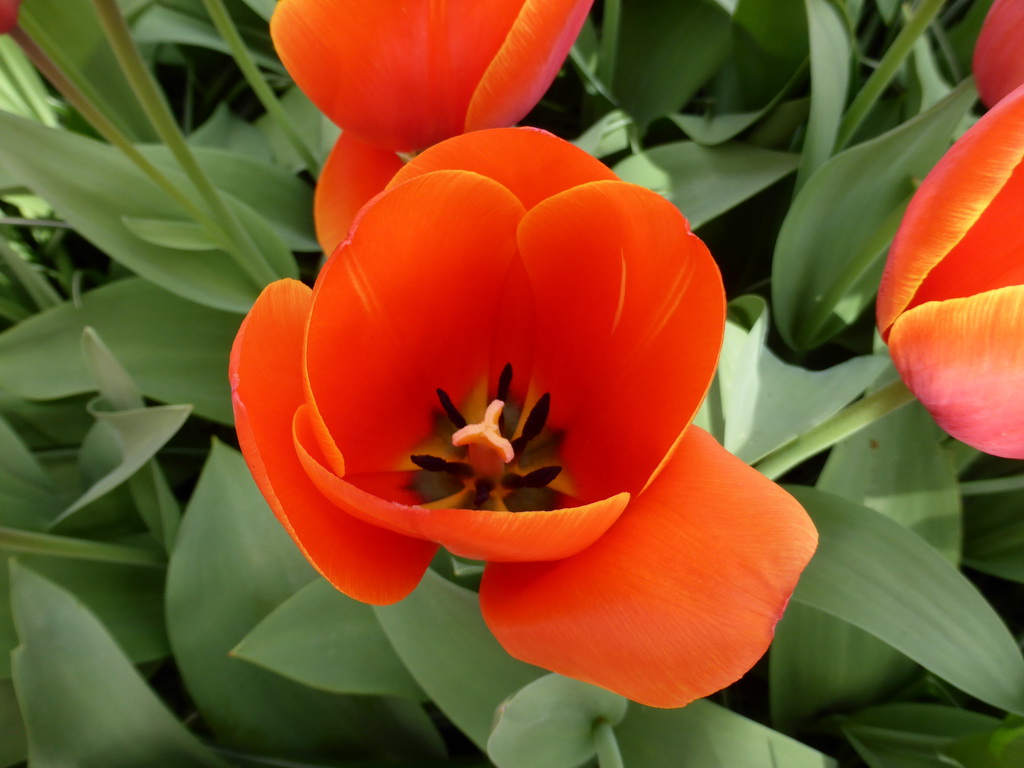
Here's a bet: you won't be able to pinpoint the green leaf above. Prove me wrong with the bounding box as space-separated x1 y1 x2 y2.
731 0 809 108
964 489 1024 582
0 413 61 529
0 36 58 127
790 486 1024 715
616 699 836 767
0 678 26 767
166 442 445 759
772 79 977 350
488 674 627 768
121 217 219 251
232 577 426 701
375 569 544 750
613 0 732 128
613 142 798 229
9 562 226 767
0 278 240 424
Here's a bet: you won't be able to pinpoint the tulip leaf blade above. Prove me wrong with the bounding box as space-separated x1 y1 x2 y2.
9 562 228 767
0 679 26 766
789 486 1024 715
487 674 627 768
375 569 545 750
772 78 977 350
232 576 427 701
613 141 798 230
166 442 446 759
963 488 1024 583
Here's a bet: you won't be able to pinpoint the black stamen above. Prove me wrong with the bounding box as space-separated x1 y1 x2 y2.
411 454 473 477
511 392 550 454
473 479 494 506
436 388 467 429
521 465 562 488
496 363 513 402
501 473 524 490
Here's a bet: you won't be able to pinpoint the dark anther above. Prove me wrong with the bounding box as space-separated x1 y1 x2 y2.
473 478 495 506
411 454 473 477
496 363 513 402
436 388 467 429
521 465 562 488
511 392 550 455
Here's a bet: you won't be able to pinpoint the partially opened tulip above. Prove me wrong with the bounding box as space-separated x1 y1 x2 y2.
231 128 818 708
877 84 1024 458
974 0 1024 108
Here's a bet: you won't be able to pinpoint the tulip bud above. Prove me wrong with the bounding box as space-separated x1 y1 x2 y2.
0 0 22 34
973 0 1024 108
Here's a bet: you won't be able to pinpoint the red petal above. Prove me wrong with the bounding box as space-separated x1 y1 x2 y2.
465 0 594 131
387 128 618 210
974 0 1024 108
888 285 1024 458
516 180 724 500
877 85 1024 337
314 133 403 256
270 0 524 151
480 427 818 708
230 279 436 604
293 404 630 562
304 170 526 475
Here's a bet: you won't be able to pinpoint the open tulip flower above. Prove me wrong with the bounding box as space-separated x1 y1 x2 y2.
230 128 818 708
973 0 1024 108
877 84 1024 458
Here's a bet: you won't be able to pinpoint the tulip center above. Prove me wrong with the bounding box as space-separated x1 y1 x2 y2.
410 364 563 511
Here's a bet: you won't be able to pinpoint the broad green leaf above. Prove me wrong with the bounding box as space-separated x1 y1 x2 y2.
376 569 544 750
189 103 275 164
613 142 798 229
946 721 1024 768
0 111 296 312
613 0 732 128
0 278 239 424
488 675 627 768
963 489 1024 582
81 327 145 411
167 442 445 759
616 699 836 768
906 33 953 117
573 111 632 159
237 0 276 21
790 486 1024 715
732 0 809 108
0 37 57 127
0 679 25 767
122 217 219 251
0 413 61 529
256 87 339 172
797 0 851 188
233 577 426 701
715 297 887 463
10 563 225 767
772 80 977 350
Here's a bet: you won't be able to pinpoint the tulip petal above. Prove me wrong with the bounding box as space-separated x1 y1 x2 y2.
480 427 818 708
230 279 436 605
465 0 594 132
293 403 631 562
516 180 725 500
305 169 526 475
270 0 524 151
974 0 1024 108
877 85 1024 337
314 133 403 256
888 285 1024 458
388 127 617 210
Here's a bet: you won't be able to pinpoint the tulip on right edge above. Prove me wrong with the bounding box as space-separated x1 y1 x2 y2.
877 83 1024 458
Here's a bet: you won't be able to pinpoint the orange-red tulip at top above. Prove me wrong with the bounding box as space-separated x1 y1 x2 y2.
973 0 1024 108
877 84 1024 458
0 0 21 33
230 128 818 708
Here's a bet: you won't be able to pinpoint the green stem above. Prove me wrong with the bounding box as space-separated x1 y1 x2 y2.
0 527 165 568
200 0 319 176
596 0 622 88
754 378 917 480
90 0 278 287
836 0 945 149
960 475 1024 497
594 720 624 768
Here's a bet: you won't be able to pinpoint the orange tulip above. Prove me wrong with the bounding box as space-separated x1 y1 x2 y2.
974 0 1024 108
270 0 594 153
230 128 817 708
877 84 1024 458
0 0 21 33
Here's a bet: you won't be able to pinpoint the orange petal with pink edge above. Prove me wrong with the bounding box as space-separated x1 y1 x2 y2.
292 403 631 562
479 426 818 708
270 0 524 151
304 169 526 476
314 133 403 256
230 279 436 605
888 285 1024 458
517 180 724 501
387 128 617 210
974 0 1024 108
877 85 1024 337
466 0 594 131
